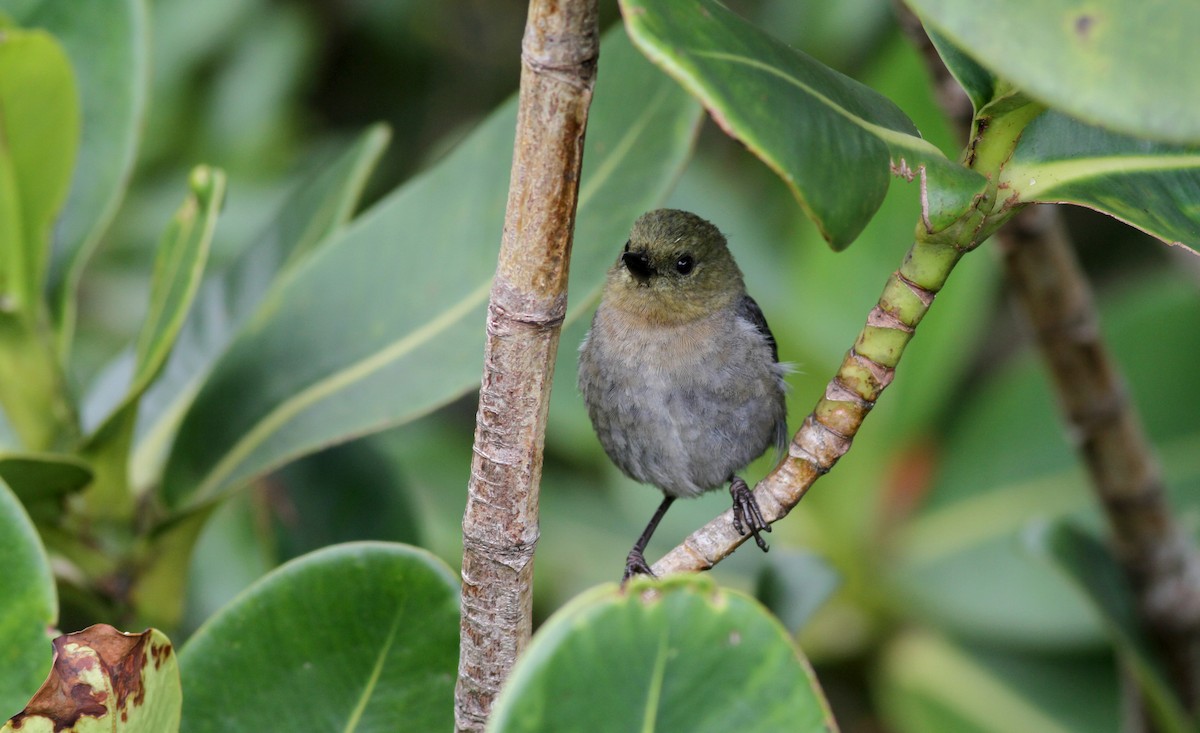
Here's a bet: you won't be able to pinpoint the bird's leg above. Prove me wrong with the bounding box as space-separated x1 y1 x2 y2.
623 495 676 583
730 475 771 551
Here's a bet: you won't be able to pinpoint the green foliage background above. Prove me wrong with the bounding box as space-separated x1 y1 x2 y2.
2 0 1198 730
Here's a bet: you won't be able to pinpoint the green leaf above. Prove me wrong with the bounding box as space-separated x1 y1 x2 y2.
129 125 389 491
0 451 91 507
620 0 986 248
269 438 421 561
9 0 149 341
0 479 56 717
160 27 702 510
81 168 225 518
906 0 1200 145
3 626 180 733
85 166 226 434
178 543 459 733
1001 111 1200 252
0 28 78 312
132 167 225 401
488 575 837 733
1026 519 1193 733
923 26 994 115
878 631 1119 733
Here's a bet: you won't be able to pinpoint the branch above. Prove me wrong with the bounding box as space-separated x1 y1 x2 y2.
894 3 1200 711
455 1 598 731
652 228 988 575
998 205 1200 710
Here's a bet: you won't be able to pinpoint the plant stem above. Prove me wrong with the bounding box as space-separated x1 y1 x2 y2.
652 205 1010 574
998 205 1200 711
651 80 1038 575
0 311 78 450
455 1 598 730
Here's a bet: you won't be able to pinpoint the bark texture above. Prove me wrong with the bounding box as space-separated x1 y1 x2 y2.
999 205 1200 710
455 2 599 731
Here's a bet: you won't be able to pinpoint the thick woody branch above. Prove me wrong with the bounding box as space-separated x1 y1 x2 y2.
999 205 1200 710
455 2 598 731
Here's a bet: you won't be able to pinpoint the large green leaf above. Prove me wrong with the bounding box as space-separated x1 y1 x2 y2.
878 631 1119 733
0 480 56 717
3 626 180 733
9 0 148 338
1026 519 1192 733
161 28 702 509
907 0 1200 145
129 125 388 491
178 542 459 733
1000 111 1200 252
620 0 986 248
0 27 77 313
488 576 837 733
893 273 1200 648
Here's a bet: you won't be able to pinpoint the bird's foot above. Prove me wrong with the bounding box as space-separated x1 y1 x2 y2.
622 548 656 584
730 476 771 552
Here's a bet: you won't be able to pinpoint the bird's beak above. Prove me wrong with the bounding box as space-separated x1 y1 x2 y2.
622 251 654 283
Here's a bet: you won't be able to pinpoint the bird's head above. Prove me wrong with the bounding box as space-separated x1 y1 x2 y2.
603 209 745 325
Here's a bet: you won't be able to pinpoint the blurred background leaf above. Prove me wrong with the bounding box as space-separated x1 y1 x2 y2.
5 0 147 344
159 27 703 511
1027 519 1192 732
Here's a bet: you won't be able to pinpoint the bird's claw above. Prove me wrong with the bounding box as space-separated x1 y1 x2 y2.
730 477 771 552
622 548 656 584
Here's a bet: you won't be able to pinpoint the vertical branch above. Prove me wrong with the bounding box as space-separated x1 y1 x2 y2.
998 205 1200 709
455 1 599 731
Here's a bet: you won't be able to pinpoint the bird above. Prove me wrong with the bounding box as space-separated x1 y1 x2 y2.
578 208 788 581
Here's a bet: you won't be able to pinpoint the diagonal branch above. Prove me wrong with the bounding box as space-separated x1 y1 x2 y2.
652 222 998 575
455 1 598 731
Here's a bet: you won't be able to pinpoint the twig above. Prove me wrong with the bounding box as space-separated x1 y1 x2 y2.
454 1 598 731
652 227 990 575
998 205 1200 711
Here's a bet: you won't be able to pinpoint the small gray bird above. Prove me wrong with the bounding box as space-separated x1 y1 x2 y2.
578 209 788 580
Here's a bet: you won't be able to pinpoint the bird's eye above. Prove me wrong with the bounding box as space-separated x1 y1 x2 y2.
623 240 631 253
675 254 695 275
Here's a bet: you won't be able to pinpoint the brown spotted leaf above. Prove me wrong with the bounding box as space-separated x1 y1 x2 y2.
4 625 180 733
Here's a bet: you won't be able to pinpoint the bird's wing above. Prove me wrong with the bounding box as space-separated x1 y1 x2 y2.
737 294 789 462
736 294 779 364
